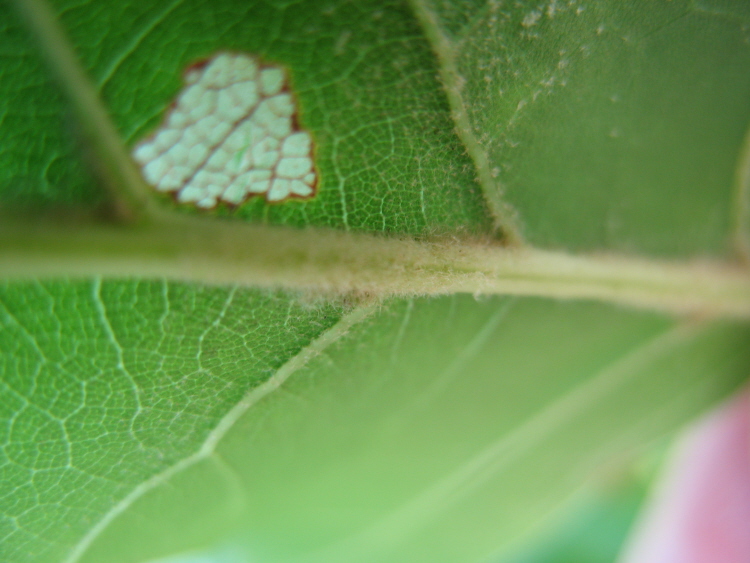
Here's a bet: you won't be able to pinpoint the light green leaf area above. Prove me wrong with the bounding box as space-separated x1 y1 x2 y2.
417 0 750 255
0 280 347 563
38 295 745 563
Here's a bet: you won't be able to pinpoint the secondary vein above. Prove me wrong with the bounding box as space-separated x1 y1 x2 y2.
12 0 163 223
63 301 378 563
408 0 524 244
302 321 708 561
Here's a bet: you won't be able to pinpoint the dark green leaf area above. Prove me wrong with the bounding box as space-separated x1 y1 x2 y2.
0 4 102 210
51 0 494 236
0 280 343 563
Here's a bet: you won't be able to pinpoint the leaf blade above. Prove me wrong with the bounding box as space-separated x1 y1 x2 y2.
71 296 750 563
418 0 750 256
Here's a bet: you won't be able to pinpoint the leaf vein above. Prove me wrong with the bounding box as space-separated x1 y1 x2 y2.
62 301 377 563
96 0 184 88
408 0 524 244
310 320 707 559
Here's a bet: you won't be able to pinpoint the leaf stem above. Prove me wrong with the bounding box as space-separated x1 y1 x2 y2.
1 217 748 318
11 0 162 223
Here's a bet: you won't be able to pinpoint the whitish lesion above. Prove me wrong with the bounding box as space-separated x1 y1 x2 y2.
132 52 317 208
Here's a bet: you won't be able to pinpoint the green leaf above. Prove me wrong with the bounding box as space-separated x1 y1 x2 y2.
414 0 750 256
5 0 495 234
74 297 750 563
0 3 101 208
0 281 349 561
1 0 749 562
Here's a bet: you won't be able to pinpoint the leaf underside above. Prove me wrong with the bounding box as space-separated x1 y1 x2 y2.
1 1 750 562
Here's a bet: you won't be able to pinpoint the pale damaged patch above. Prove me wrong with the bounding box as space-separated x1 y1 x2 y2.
133 53 316 208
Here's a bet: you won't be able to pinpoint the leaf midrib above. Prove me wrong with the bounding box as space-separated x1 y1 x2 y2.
2 217 749 317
